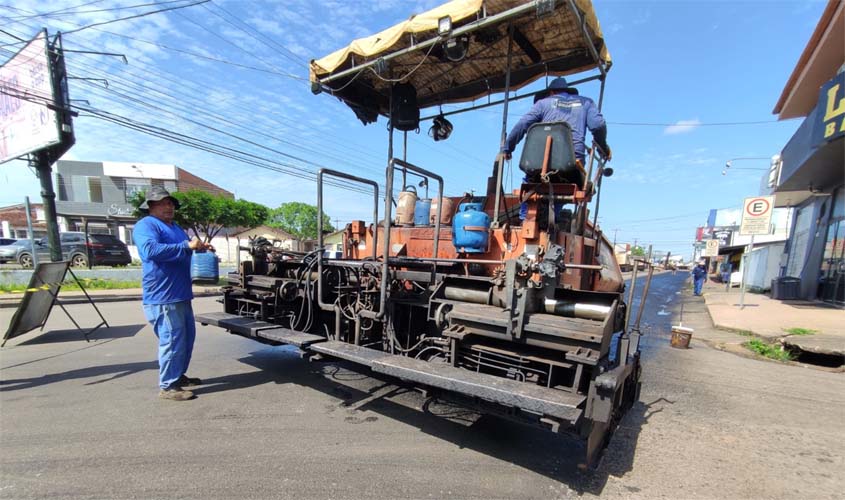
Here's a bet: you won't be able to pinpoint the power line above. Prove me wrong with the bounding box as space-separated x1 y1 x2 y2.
204 1 306 67
63 0 211 35
5 0 190 22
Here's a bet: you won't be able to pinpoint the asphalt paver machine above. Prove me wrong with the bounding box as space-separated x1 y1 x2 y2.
197 0 645 468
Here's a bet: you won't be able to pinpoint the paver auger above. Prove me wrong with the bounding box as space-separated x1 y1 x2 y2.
197 0 647 468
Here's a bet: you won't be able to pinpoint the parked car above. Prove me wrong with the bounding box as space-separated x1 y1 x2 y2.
0 238 19 263
13 232 131 268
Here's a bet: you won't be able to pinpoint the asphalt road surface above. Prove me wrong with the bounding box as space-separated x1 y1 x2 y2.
1 272 842 499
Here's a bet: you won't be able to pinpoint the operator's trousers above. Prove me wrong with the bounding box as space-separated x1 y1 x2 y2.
143 301 196 389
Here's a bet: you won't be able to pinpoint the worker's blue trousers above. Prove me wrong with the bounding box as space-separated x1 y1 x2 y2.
693 278 705 296
143 301 196 389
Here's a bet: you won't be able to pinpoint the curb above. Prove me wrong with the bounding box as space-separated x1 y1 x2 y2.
0 290 223 309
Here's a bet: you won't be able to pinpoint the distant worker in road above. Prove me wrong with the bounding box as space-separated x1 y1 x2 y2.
133 186 213 401
692 261 708 296
502 76 611 164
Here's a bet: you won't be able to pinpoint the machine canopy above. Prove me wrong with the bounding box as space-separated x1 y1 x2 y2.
309 0 611 125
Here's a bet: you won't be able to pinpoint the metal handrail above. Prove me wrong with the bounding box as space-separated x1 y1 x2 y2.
317 168 380 312
361 158 444 320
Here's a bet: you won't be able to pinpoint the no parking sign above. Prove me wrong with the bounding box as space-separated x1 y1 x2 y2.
740 196 774 235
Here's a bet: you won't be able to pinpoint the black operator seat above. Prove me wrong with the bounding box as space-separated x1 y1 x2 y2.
518 122 585 186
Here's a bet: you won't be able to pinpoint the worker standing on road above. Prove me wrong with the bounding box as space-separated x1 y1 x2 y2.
692 261 708 296
133 186 213 401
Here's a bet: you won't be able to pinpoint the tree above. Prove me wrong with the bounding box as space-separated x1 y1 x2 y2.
267 201 334 241
131 189 269 243
631 245 646 256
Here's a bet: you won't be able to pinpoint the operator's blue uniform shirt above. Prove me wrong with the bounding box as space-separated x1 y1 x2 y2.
133 216 193 304
503 93 606 160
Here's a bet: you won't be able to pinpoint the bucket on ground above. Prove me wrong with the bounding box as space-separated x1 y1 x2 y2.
670 326 693 349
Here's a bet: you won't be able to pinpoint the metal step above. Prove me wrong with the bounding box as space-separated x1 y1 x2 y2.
195 312 278 337
257 328 327 348
371 355 585 423
196 312 240 327
308 341 391 367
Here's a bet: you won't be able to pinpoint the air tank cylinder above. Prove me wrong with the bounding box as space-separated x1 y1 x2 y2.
395 186 417 226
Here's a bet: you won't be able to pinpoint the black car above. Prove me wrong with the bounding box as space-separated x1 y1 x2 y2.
85 233 132 266
14 232 131 268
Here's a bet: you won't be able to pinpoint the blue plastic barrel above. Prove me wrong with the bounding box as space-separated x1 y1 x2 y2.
191 251 219 284
452 203 490 253
415 199 432 226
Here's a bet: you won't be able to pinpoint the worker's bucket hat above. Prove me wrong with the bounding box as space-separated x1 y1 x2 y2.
547 77 578 95
139 186 180 212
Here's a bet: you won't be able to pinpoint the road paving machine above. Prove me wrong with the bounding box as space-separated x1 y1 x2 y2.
197 0 646 468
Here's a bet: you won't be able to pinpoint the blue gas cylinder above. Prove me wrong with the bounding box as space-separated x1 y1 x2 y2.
191 250 219 284
452 203 490 253
414 199 432 226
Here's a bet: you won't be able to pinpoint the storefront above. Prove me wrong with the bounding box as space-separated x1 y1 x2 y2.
773 71 845 304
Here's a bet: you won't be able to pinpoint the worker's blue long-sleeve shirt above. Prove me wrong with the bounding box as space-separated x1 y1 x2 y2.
133 216 193 304
503 93 607 160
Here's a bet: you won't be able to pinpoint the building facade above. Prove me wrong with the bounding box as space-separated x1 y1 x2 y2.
0 203 46 239
53 160 232 258
770 0 844 305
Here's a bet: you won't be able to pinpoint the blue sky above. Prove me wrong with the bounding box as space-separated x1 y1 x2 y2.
0 0 827 259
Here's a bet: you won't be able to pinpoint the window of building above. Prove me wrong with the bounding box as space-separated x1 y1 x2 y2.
88 177 103 203
124 178 151 202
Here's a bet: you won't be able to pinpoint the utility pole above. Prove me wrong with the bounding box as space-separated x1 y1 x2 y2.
32 151 62 261
35 31 76 262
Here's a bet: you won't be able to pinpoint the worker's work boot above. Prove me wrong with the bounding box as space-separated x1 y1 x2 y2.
159 387 194 401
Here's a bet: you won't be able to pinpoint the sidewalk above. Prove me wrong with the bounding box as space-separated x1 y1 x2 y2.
0 285 223 309
699 278 845 358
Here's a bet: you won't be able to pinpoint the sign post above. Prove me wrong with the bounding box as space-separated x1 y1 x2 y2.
738 196 774 308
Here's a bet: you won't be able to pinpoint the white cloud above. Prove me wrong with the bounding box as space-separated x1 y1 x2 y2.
664 119 701 135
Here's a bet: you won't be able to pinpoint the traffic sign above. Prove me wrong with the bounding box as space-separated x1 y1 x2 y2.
740 196 774 235
704 239 720 257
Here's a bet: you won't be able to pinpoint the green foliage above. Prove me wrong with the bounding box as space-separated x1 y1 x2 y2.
784 327 816 336
631 245 646 256
743 339 794 362
1 279 141 293
129 189 269 243
267 201 334 241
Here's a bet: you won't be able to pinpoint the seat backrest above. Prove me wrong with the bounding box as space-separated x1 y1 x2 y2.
518 122 582 185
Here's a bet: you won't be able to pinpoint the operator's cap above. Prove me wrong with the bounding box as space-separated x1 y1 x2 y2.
139 185 180 212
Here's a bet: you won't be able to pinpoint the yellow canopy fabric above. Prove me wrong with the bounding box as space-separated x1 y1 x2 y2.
309 0 611 123
311 0 486 80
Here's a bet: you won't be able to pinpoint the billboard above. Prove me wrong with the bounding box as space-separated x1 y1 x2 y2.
0 31 61 165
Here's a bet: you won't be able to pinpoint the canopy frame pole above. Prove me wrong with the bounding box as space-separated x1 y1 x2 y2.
492 22 515 228
419 73 604 121
316 2 539 86
566 0 607 81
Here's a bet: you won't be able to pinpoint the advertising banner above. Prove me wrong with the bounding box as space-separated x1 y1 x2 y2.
813 72 845 146
0 32 60 165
